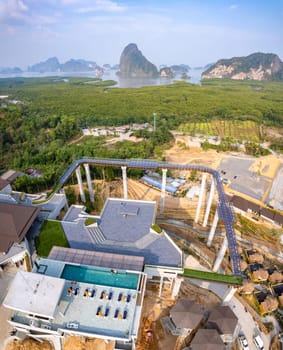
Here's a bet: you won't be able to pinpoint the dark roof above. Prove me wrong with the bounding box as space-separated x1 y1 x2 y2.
0 178 10 190
190 329 225 350
0 202 39 253
170 299 204 329
261 207 275 220
230 195 260 214
0 170 23 183
208 306 238 335
48 246 144 272
273 212 283 225
230 195 283 225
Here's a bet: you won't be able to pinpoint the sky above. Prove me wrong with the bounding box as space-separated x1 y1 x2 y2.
0 0 282 69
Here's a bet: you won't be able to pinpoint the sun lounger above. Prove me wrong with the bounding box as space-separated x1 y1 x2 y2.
114 308 119 318
104 307 110 317
96 306 102 316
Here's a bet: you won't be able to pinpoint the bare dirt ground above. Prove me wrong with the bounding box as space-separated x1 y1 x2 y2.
5 339 54 350
135 280 221 350
63 336 115 350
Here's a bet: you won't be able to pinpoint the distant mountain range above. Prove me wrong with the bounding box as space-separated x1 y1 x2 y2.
202 52 283 81
1 50 282 81
0 57 114 75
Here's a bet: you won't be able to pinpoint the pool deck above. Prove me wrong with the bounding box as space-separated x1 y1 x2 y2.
54 280 140 339
14 258 144 340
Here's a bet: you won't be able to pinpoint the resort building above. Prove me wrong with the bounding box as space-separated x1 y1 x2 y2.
0 202 39 267
3 247 147 350
207 305 239 344
62 198 183 298
3 198 183 349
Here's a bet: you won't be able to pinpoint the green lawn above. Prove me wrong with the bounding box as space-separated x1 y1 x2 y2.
182 268 243 285
35 220 69 257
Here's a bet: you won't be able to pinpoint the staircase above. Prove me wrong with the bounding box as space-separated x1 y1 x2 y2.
86 226 106 244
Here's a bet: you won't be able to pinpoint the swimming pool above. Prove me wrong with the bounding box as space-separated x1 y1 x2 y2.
61 264 139 289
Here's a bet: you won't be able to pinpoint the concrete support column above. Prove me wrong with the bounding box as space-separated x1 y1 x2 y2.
172 277 184 299
75 166 86 202
203 177 215 227
195 173 206 223
222 286 237 304
207 209 219 247
212 236 228 272
159 275 164 297
121 166 128 199
84 163 94 203
59 187 69 211
160 168 167 214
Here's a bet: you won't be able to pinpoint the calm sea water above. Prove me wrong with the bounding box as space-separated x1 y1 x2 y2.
0 68 203 88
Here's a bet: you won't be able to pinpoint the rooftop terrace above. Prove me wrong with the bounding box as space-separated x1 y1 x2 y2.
4 258 146 342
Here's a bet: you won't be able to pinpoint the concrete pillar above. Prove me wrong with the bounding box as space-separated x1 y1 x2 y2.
75 166 86 202
84 163 94 203
172 277 184 299
195 173 206 223
203 177 215 227
160 168 167 214
212 236 228 272
59 187 69 211
121 166 128 199
159 275 164 297
207 209 219 247
222 286 237 304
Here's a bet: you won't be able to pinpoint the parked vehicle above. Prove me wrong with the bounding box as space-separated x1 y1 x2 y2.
253 335 264 350
238 334 249 350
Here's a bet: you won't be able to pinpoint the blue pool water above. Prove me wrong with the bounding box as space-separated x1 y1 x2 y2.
61 264 139 289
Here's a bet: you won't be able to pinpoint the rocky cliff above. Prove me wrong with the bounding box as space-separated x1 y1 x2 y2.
118 43 158 78
202 52 283 81
28 57 60 72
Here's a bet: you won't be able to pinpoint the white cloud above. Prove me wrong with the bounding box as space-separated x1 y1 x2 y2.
229 4 238 10
0 0 29 21
61 0 126 12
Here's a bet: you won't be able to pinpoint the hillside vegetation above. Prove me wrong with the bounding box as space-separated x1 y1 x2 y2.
0 77 282 192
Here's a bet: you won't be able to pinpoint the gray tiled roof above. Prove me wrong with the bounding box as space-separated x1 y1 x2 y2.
99 199 155 242
61 199 182 268
191 329 225 350
208 305 238 335
170 299 204 329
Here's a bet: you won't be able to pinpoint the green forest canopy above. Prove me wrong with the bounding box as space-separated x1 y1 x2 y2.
0 77 282 192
